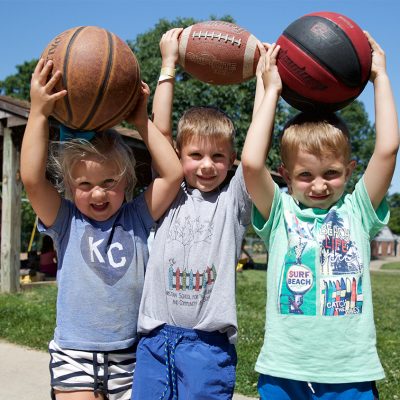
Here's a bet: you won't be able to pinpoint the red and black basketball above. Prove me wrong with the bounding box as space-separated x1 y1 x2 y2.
42 26 141 131
276 12 372 112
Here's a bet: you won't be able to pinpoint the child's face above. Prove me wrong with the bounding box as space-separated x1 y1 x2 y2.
179 137 236 192
280 151 355 209
70 157 126 221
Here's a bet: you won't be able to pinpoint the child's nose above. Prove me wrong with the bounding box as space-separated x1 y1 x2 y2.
312 178 327 192
201 157 213 170
91 186 106 200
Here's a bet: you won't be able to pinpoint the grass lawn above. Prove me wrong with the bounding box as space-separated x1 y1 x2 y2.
381 262 400 270
0 271 399 398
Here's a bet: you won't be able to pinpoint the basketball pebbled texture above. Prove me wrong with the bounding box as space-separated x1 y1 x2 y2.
276 12 372 112
178 21 260 85
42 26 141 131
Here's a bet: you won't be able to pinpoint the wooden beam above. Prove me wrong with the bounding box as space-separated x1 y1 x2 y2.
1 125 22 293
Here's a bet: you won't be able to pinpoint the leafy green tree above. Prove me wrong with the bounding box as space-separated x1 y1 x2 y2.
388 193 400 234
0 59 37 100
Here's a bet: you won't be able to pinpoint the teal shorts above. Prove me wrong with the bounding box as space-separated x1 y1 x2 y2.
258 374 379 400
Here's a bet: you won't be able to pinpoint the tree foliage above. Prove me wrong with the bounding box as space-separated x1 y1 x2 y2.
388 193 400 234
0 59 37 100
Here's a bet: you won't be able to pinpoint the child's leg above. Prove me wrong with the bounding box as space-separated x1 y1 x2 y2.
49 340 136 400
54 390 105 399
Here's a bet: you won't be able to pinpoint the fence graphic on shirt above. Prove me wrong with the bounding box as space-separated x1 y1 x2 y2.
320 276 363 315
168 261 217 291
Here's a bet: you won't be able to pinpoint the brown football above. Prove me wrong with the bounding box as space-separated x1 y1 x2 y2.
178 21 260 85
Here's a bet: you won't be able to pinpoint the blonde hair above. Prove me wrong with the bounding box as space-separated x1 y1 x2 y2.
280 112 351 167
176 106 235 151
48 129 137 201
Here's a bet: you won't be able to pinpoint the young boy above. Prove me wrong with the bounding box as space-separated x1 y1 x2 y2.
241 32 399 399
131 28 252 399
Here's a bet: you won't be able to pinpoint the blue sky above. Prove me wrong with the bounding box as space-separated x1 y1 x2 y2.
1 0 399 194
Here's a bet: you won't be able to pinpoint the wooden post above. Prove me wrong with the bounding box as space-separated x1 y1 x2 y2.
1 125 22 293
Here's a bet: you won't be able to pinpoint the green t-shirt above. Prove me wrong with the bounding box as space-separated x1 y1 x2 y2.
252 178 389 383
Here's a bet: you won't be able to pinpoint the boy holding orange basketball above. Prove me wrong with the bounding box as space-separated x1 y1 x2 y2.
241 32 399 399
130 28 252 399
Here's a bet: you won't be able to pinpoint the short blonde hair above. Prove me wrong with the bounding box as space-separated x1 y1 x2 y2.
280 112 351 167
48 129 137 201
176 106 235 151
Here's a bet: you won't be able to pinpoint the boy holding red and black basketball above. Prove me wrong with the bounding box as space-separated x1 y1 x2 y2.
241 32 399 399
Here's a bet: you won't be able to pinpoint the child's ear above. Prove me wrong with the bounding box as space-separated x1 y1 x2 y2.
346 160 357 181
278 164 291 185
230 151 237 167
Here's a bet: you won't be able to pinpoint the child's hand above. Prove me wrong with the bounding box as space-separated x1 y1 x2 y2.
364 31 387 83
257 43 282 94
30 58 67 117
256 41 268 80
160 28 183 67
126 81 150 128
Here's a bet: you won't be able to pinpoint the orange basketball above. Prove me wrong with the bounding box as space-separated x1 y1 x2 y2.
42 26 141 131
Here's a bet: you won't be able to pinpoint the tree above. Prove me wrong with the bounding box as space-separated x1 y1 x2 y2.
388 193 400 234
0 59 37 99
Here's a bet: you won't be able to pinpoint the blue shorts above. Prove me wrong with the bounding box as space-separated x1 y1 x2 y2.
258 374 379 400
131 325 237 400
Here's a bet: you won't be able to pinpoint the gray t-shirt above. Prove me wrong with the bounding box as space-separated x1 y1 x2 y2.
138 164 251 343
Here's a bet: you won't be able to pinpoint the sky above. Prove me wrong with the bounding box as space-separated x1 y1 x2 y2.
1 0 399 194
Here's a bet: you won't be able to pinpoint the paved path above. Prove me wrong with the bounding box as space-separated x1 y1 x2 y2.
0 340 257 399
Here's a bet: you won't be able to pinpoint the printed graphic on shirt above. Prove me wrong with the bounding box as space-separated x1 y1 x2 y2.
279 209 364 316
320 276 363 316
81 224 134 286
319 211 363 275
165 216 215 307
280 239 317 315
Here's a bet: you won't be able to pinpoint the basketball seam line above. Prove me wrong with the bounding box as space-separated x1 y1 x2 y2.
63 26 86 128
80 30 114 130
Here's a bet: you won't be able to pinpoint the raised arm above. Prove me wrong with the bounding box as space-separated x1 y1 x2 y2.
126 82 183 221
152 28 183 144
21 59 67 227
363 32 400 209
241 43 282 220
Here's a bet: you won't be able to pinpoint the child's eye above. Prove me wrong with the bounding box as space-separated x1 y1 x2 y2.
298 172 311 178
102 179 117 189
189 152 202 159
213 153 225 160
325 170 339 177
78 182 92 189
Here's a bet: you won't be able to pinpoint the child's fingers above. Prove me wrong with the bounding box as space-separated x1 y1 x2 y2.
45 70 63 92
33 58 46 75
39 60 54 84
271 44 281 61
256 40 267 56
50 89 67 102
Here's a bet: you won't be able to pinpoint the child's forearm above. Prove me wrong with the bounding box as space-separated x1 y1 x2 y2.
137 119 181 182
21 112 50 187
152 77 174 145
243 88 280 171
252 76 266 119
374 73 399 157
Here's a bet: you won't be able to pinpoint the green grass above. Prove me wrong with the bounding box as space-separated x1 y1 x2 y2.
0 272 399 398
0 285 56 350
381 262 400 270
